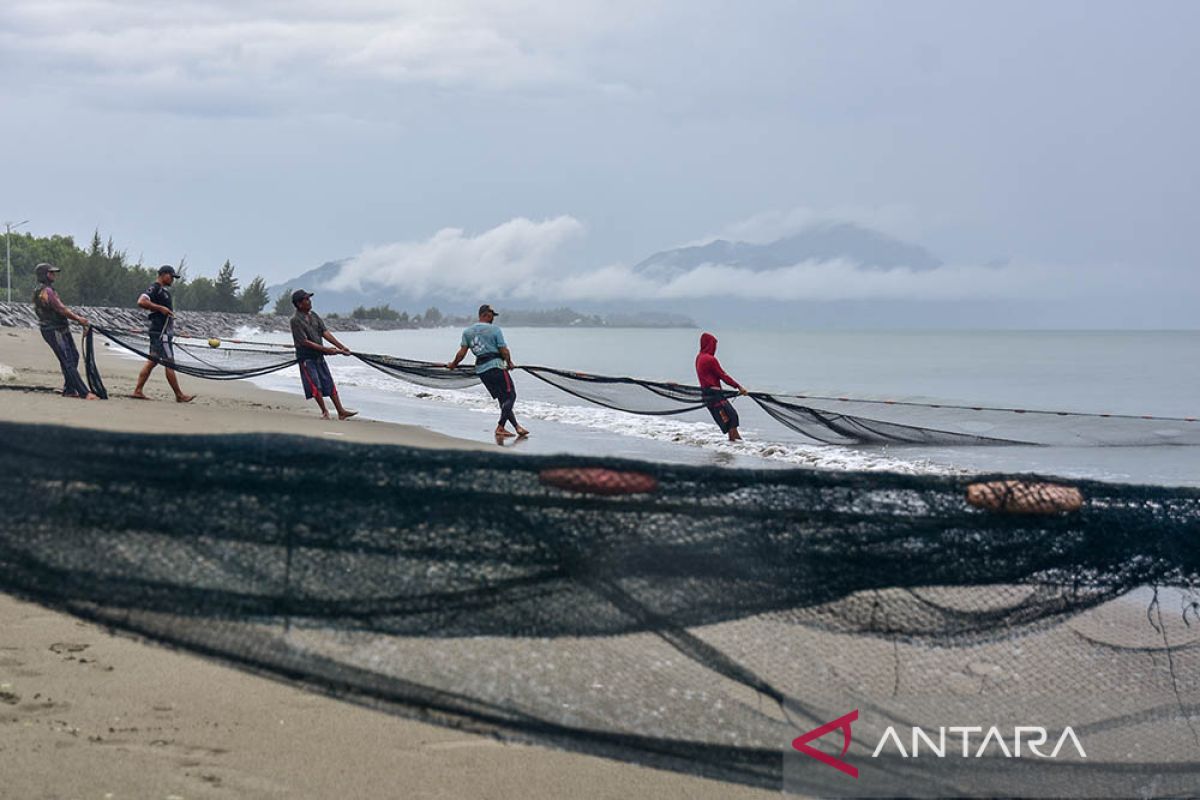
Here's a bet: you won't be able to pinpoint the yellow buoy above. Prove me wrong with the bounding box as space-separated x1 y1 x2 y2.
207 338 221 348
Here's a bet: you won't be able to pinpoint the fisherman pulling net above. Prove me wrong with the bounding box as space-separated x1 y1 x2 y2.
86 324 1200 448
2 421 1198 796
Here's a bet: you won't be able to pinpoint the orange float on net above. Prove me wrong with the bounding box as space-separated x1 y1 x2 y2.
965 480 1083 515
539 467 659 496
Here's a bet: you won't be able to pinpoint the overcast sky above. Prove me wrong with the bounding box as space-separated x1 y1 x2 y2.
1 1 1196 323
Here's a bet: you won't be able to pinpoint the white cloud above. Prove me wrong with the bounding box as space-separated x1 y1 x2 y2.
323 215 1163 305
0 0 644 113
330 216 587 297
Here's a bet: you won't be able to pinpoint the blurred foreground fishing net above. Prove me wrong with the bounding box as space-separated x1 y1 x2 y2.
2 421 1198 796
92 327 1200 448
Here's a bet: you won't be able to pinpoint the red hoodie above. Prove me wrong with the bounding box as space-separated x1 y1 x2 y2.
695 332 742 391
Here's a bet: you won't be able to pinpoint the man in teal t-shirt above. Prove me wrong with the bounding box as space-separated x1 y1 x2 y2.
446 304 529 439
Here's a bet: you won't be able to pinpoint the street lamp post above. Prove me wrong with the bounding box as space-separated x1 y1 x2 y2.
4 220 30 304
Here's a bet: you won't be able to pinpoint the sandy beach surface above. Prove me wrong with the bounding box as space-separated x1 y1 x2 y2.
0 328 777 799
0 328 481 450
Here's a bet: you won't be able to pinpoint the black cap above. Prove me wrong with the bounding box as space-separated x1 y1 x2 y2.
292 289 315 306
35 262 61 282
478 304 498 317
158 265 180 278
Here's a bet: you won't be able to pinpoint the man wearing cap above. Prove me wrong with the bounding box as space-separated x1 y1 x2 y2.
290 289 357 421
446 304 529 439
31 262 98 400
132 265 194 402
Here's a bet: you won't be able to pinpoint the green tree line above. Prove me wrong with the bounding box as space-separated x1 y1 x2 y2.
269 293 452 329
3 230 270 313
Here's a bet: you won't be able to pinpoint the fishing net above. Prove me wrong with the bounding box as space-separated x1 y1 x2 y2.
88 327 1200 448
81 326 108 399
95 326 297 380
758 393 1200 448
355 351 499 389
521 366 714 414
1 421 1198 797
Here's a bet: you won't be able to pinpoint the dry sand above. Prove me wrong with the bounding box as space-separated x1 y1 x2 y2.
0 328 479 450
0 328 777 799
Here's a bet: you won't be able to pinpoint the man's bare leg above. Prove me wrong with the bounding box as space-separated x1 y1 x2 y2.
728 427 742 442
330 391 357 420
314 394 331 419
165 368 194 403
131 361 155 398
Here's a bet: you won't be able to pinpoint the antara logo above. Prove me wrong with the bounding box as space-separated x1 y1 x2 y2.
791 711 1087 778
791 710 860 778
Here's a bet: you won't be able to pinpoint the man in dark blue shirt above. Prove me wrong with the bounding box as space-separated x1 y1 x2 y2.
132 265 194 402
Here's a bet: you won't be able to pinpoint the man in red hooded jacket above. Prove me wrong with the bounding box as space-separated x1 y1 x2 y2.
696 332 748 441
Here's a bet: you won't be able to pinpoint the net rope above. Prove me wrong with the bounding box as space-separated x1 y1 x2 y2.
85 326 1200 448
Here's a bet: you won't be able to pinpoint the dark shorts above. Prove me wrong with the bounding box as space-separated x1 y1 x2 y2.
478 367 514 403
703 390 739 433
298 358 336 399
149 330 175 363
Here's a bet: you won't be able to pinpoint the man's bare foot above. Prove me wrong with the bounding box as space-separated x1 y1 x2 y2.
85 393 100 401
495 428 515 438
515 427 530 437
129 392 151 400
338 410 358 420
321 412 331 420
176 394 195 403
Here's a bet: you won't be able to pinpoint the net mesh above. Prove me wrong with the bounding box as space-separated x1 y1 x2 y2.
356 351 498 389
2 421 1198 796
97 326 298 380
761 393 1200 447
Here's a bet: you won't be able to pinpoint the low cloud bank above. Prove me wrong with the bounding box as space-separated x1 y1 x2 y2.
326 215 1167 306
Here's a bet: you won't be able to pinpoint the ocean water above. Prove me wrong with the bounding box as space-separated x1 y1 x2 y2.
239 327 1200 487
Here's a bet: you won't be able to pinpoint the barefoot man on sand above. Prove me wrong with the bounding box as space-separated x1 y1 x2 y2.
289 289 357 421
132 265 194 403
32 262 99 400
447 304 529 440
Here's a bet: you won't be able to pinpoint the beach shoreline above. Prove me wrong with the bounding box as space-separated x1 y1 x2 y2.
0 327 484 451
0 327 777 799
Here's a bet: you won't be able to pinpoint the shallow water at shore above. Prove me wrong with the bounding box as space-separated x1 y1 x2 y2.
235 327 1199 486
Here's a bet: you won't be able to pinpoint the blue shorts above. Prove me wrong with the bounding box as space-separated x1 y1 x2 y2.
298 358 336 399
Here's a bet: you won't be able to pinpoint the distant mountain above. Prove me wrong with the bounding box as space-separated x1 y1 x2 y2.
268 258 469 316
634 222 942 280
267 222 940 326
267 259 695 327
266 259 355 307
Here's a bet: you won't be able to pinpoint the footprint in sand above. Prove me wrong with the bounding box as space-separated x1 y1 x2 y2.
17 693 65 714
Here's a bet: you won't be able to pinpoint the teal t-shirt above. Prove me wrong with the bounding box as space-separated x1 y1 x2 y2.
460 322 507 374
